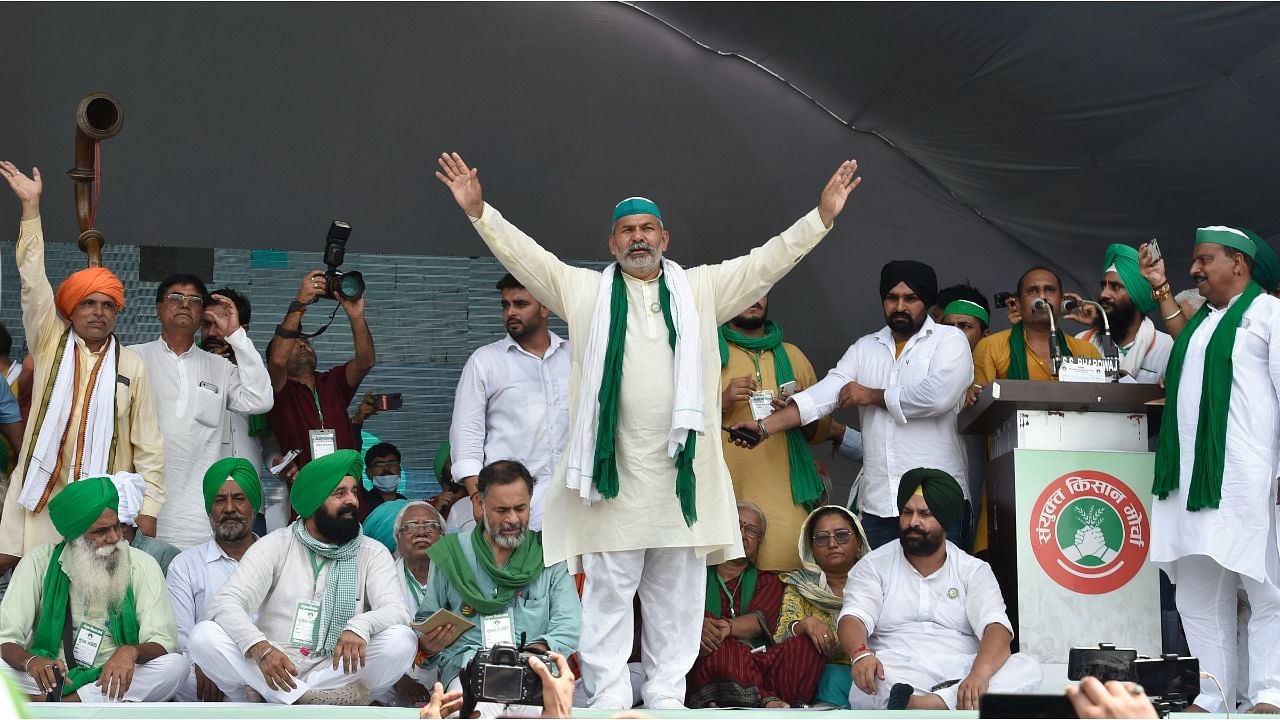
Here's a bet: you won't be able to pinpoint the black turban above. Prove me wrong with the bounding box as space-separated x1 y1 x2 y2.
879 260 938 308
897 467 965 531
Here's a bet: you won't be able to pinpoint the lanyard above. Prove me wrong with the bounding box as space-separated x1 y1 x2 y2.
403 565 428 609
716 574 740 618
310 388 326 428
308 549 330 592
749 351 764 387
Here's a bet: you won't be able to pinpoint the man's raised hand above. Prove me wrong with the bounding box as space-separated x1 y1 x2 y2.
0 161 42 219
818 159 862 228
435 152 485 219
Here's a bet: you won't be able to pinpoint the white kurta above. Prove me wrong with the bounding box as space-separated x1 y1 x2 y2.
1077 317 1174 384
130 329 273 549
1150 292 1280 586
469 203 831 570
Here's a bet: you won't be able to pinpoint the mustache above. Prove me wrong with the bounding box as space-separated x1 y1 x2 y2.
500 522 522 532
626 242 655 254
1192 274 1208 284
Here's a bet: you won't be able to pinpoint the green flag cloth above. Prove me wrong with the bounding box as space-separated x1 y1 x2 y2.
1104 244 1156 314
1006 322 1075 380
202 457 262 514
427 525 544 616
593 267 698 526
704 564 758 619
29 542 139 693
1153 281 1262 510
718 320 824 511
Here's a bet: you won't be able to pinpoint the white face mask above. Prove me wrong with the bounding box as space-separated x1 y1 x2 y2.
371 474 400 492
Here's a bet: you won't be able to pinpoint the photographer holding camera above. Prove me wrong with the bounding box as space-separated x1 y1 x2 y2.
420 460 581 718
266 266 375 487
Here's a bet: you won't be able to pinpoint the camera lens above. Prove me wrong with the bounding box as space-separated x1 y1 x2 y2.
337 271 365 300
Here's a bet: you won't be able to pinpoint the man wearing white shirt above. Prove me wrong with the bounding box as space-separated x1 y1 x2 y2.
130 275 273 549
837 468 1040 710
450 274 570 532
167 458 261 702
748 260 972 549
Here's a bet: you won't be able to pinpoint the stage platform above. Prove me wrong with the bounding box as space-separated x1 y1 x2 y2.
16 704 1230 719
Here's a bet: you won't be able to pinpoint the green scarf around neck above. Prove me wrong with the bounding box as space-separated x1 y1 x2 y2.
704 564 757 618
718 321 824 511
291 521 361 658
1007 322 1075 380
593 267 698 526
428 524 544 616
30 542 139 693
1153 282 1262 510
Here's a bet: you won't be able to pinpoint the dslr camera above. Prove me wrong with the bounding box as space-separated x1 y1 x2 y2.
1068 643 1199 716
460 637 556 715
322 220 365 300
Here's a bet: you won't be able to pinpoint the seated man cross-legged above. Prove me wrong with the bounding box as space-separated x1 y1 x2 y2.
420 460 581 717
839 468 1041 710
0 476 186 702
190 450 416 705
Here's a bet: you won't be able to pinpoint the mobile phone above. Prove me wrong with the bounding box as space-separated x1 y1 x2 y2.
778 380 797 399
375 392 403 411
994 291 1015 308
47 664 64 702
1145 238 1162 263
722 425 761 447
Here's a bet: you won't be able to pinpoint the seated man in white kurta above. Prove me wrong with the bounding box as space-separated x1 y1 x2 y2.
838 468 1041 711
189 450 416 705
435 152 862 710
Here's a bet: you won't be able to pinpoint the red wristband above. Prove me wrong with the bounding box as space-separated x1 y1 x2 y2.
852 643 870 655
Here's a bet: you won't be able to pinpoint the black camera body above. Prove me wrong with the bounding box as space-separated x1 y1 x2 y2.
1068 644 1199 717
460 641 555 714
322 220 364 300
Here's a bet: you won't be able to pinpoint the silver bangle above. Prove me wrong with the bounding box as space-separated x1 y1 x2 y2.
23 654 39 674
851 650 876 666
788 620 801 637
1163 307 1182 321
257 645 276 664
757 419 770 440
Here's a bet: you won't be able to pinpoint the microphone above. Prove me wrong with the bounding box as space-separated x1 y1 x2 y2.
1063 298 1120 381
1032 298 1062 377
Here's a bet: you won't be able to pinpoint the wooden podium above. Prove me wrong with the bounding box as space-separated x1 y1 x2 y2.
959 380 1165 663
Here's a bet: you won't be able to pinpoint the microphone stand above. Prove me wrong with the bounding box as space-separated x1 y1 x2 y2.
1036 298 1063 378
1065 298 1121 382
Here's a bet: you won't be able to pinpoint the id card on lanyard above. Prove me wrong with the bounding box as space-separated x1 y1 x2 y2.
308 388 336 459
72 622 107 667
481 610 515 648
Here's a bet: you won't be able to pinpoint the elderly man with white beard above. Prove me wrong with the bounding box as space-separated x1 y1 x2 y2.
420 460 581 717
167 457 263 702
0 476 186 702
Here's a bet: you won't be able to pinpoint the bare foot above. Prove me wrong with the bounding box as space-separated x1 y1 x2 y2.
764 699 789 709
1247 703 1280 714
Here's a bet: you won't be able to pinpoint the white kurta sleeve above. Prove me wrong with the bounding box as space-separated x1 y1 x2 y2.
207 535 280 654
449 352 491 481
165 553 199 652
343 541 411 642
792 342 861 425
839 553 886 637
222 328 274 414
704 208 831 323
883 331 973 425
963 560 1013 637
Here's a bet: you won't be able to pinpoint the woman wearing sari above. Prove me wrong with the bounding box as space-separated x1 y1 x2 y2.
773 505 871 707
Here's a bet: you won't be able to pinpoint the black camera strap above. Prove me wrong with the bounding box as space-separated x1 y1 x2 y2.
275 302 342 340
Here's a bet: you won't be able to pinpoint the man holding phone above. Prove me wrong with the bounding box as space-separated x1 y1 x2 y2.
719 295 830 571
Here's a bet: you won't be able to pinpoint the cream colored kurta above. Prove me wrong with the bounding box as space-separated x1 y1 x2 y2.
0 217 165 557
721 341 828 572
469 203 831 571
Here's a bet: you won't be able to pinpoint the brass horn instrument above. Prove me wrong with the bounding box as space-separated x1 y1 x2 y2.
67 93 124 267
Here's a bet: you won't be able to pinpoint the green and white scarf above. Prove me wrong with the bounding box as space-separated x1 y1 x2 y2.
291 521 361 657
428 525 544 616
29 541 139 693
1154 282 1262 511
1006 322 1075 380
565 260 704 526
718 321 824 510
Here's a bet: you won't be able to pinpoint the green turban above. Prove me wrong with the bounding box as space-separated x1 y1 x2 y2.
612 196 662 224
1103 244 1156 314
363 499 409 553
1243 229 1279 292
897 467 965 531
1196 226 1256 258
433 442 451 483
292 450 363 519
203 457 263 514
49 477 119 539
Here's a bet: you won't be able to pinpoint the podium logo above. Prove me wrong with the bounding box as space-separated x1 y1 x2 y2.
1029 469 1149 595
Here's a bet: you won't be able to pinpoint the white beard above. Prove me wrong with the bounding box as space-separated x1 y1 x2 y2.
63 537 131 614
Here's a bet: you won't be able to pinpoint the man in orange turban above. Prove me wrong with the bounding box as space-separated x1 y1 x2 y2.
0 161 164 573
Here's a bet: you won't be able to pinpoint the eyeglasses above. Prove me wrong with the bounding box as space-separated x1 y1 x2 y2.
165 293 205 307
739 522 763 540
369 461 402 472
399 520 442 535
810 529 855 546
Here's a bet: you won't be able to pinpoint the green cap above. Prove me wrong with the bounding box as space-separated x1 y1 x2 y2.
941 299 989 327
1196 226 1256 258
612 197 662 224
